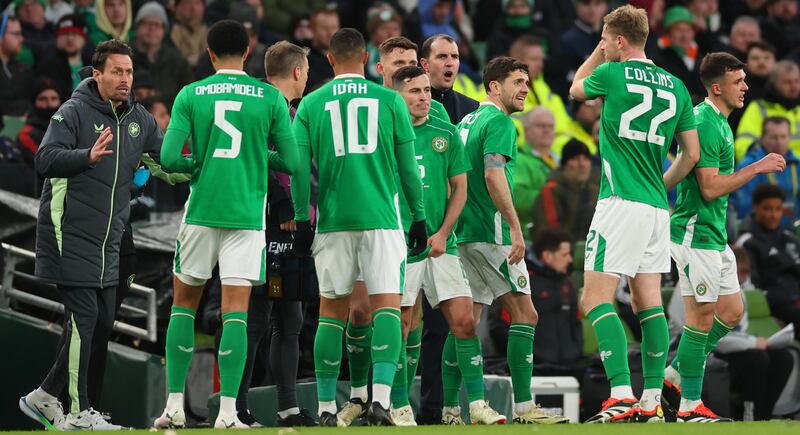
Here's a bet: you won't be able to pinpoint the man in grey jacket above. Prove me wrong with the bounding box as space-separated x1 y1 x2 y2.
18 39 163 431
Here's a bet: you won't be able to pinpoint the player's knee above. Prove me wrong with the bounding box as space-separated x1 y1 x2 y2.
719 301 744 327
349 306 372 326
449 315 476 338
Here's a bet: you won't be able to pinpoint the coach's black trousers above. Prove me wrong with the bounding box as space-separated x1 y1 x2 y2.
236 292 304 413
41 285 116 414
418 298 449 422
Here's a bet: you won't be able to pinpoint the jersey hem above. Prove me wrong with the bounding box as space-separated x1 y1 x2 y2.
317 224 402 233
184 218 264 231
598 193 668 210
669 236 726 252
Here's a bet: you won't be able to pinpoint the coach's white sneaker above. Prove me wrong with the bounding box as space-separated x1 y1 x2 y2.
215 410 249 429
153 408 186 429
469 400 507 425
390 405 417 426
64 408 125 430
19 390 66 431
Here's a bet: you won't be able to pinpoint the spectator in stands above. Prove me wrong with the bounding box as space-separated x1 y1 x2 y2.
687 0 722 34
289 13 313 47
196 1 269 79
131 2 193 106
72 0 98 42
489 229 584 376
735 60 800 162
16 0 55 63
420 33 478 124
726 15 761 61
142 97 169 133
90 0 131 45
364 2 402 82
759 0 800 59
508 34 570 144
554 0 607 101
44 0 73 25
731 40 776 131
241 0 281 47
306 8 338 92
553 98 599 155
35 14 91 102
15 77 59 197
485 0 544 61
170 0 207 67
719 0 767 31
263 0 327 37
419 0 460 41
733 117 800 220
0 15 33 117
132 68 156 100
655 6 706 103
513 107 557 240
532 140 598 242
736 183 800 340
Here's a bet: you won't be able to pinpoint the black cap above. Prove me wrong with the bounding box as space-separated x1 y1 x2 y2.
561 139 591 167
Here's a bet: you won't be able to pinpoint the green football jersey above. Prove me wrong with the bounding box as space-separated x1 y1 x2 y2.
670 99 734 250
291 74 423 232
430 99 449 123
455 102 518 245
400 116 471 263
167 70 295 230
584 60 696 210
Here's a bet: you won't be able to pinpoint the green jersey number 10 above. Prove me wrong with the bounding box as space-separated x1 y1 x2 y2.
618 84 676 146
325 98 379 156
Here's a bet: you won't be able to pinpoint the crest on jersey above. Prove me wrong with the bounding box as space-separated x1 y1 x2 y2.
128 122 141 138
517 276 528 289
432 136 448 152
696 283 707 296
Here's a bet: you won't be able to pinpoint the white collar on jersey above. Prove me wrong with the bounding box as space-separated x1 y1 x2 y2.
628 58 655 65
479 101 500 109
334 73 365 79
216 69 247 75
704 97 722 115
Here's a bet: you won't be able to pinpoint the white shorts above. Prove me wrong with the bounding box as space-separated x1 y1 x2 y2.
313 229 406 299
458 242 531 306
671 242 740 303
400 254 472 308
584 196 670 277
173 223 266 285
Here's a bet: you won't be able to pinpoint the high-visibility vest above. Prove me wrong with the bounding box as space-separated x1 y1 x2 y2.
734 99 800 162
509 76 571 147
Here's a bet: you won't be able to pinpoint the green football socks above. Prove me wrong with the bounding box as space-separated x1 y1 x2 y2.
218 312 248 397
166 305 196 393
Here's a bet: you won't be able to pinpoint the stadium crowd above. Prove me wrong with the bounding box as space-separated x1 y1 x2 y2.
3 0 800 427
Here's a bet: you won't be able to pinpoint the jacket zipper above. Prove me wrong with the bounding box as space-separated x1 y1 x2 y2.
99 103 133 287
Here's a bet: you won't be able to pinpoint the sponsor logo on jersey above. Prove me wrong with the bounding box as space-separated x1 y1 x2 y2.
432 136 448 152
94 123 104 133
128 122 140 138
695 283 708 296
52 114 64 122
517 276 528 289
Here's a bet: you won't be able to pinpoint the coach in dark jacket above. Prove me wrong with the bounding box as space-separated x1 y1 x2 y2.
420 34 479 125
21 40 162 429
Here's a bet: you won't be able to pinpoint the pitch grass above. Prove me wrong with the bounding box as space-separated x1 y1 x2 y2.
3 421 800 435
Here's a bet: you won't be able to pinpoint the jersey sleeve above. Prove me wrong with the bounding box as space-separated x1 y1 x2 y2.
290 100 312 222
447 129 471 177
583 62 610 99
167 87 191 134
675 85 697 133
482 114 516 158
160 88 194 173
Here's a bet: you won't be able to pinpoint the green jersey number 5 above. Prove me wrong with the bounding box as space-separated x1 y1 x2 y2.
213 100 243 159
619 84 676 146
325 98 379 156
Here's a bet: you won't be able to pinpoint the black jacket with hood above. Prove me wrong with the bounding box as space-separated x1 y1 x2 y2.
34 78 163 288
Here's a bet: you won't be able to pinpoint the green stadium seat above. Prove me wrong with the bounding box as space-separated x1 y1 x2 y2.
0 116 25 139
744 289 781 337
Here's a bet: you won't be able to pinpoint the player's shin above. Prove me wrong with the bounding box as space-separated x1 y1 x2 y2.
315 317 346 415
676 325 708 410
371 308 403 409
405 324 422 388
165 306 196 411
442 332 463 408
455 335 485 403
346 322 372 401
391 342 410 409
638 306 669 410
508 323 536 412
587 304 633 398
218 312 248 415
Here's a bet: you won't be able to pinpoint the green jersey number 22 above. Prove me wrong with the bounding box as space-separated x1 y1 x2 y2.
619 85 676 146
213 100 243 159
326 98 379 156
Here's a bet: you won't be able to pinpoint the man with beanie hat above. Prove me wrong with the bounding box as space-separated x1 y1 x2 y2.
532 139 598 241
35 13 91 102
16 77 60 196
655 6 706 102
132 1 192 106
